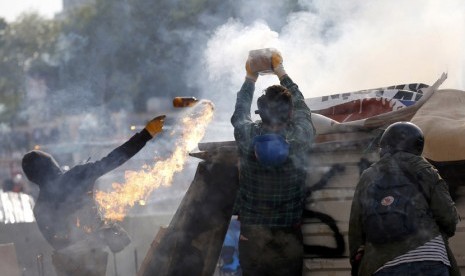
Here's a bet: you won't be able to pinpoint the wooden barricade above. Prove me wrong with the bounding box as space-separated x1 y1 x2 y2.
0 243 21 276
302 135 465 275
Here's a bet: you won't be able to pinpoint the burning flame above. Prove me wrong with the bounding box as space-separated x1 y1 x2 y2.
95 101 214 221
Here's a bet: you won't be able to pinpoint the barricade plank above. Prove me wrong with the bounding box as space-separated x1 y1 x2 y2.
0 243 21 276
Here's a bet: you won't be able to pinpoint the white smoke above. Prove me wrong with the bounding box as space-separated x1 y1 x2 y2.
200 0 465 98
195 0 465 141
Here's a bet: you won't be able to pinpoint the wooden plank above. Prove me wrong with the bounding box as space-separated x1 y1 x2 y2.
303 222 349 236
315 131 376 144
449 222 465 260
308 189 355 201
308 150 378 165
0 243 21 276
306 165 361 189
303 258 351 276
303 237 349 257
196 134 378 154
137 161 239 276
305 199 353 223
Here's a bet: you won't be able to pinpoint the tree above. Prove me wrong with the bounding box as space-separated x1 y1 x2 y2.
0 14 61 124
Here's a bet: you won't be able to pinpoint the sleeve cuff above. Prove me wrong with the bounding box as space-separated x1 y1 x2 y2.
280 75 293 87
140 128 153 141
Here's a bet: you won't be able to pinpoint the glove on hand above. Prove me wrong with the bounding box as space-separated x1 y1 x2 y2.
245 48 277 81
271 49 287 79
245 58 259 82
245 48 287 81
145 115 166 137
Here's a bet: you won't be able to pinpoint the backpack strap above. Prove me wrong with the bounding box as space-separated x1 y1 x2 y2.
398 163 433 218
399 164 429 202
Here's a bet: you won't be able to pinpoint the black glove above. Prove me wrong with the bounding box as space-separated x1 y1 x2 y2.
99 223 131 253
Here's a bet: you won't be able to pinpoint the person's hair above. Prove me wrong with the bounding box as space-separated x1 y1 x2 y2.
256 85 292 125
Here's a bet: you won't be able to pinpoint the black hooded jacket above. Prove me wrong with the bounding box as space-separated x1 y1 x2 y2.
22 129 152 250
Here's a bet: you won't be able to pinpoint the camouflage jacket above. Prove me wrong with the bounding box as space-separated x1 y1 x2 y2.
348 151 459 276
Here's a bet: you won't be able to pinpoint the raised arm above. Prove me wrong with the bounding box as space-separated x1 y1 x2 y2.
423 167 459 237
271 50 315 144
84 115 166 179
231 57 260 150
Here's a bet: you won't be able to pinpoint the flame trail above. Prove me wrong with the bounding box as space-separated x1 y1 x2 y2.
95 101 214 221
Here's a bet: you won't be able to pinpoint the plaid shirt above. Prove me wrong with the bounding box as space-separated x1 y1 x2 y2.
231 76 315 227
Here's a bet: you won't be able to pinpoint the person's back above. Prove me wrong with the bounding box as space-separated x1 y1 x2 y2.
231 48 315 276
349 122 459 276
231 50 314 228
33 162 121 251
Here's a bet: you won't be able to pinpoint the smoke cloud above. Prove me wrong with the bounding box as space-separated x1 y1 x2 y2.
8 1 465 274
196 0 465 142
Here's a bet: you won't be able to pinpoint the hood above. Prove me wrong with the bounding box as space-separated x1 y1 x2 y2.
22 150 63 186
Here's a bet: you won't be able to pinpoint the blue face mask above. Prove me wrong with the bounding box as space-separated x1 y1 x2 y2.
252 134 290 167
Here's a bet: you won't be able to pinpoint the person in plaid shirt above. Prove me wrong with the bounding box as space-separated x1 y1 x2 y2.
231 49 315 276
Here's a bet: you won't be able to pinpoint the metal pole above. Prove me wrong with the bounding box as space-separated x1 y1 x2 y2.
134 249 138 275
36 253 44 276
113 252 118 276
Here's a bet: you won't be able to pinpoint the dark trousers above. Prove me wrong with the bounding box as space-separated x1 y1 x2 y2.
373 261 450 276
239 224 303 276
52 248 108 276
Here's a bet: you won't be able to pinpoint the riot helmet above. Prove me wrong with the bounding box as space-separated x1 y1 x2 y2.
379 121 424 157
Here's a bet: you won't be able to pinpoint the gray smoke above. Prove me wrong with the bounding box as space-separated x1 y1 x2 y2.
194 0 465 142
7 1 465 274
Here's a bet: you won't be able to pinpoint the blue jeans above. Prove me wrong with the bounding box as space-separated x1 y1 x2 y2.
374 261 449 276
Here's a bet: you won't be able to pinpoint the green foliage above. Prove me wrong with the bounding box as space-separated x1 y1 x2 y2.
0 14 61 123
0 0 238 117
1 0 300 118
